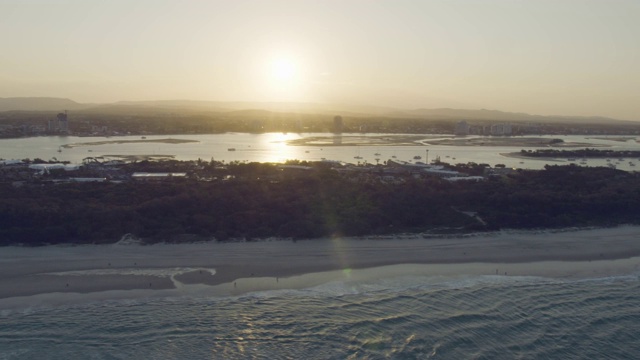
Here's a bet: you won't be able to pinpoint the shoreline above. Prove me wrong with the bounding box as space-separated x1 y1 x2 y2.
1 226 640 302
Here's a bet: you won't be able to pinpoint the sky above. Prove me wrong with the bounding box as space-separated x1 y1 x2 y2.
1 0 639 120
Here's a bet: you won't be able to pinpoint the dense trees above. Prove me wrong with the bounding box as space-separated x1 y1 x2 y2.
1 164 639 245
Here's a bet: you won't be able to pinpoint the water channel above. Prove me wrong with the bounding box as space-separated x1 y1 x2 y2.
1 133 639 171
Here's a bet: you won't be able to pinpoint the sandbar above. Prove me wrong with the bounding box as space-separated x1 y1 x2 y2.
286 135 432 146
587 136 638 143
1 226 640 303
500 152 567 162
423 137 602 147
287 135 607 148
102 154 176 161
62 138 199 148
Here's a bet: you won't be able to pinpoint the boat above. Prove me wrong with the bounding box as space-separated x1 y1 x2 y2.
228 148 236 151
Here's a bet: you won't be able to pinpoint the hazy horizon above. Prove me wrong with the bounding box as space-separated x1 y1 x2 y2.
1 0 639 120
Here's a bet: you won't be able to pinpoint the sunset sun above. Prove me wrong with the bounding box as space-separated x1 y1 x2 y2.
269 57 297 83
262 53 306 101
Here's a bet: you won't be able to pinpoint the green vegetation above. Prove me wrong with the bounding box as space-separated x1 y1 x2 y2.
1 162 639 245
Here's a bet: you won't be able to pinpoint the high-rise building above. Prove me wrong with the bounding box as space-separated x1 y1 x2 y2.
454 121 470 136
48 111 69 133
57 112 68 132
333 115 344 134
490 123 512 136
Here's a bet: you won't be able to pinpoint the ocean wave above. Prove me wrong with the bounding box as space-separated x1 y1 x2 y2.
3 264 638 317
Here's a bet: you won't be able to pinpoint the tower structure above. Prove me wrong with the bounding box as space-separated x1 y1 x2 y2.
333 115 344 134
57 111 68 132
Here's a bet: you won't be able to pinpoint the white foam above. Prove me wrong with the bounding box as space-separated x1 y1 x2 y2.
2 266 638 317
231 261 640 300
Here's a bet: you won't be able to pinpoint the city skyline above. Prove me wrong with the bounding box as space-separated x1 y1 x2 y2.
1 0 639 120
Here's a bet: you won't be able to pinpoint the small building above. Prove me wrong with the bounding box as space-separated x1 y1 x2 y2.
69 177 108 182
445 176 485 182
131 172 187 181
277 165 313 171
0 159 26 166
28 163 80 172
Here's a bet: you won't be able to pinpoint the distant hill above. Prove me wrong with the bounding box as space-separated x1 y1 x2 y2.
110 100 391 117
0 97 90 112
0 97 633 125
384 108 624 125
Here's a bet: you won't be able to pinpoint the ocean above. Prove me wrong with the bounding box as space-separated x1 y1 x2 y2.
2 271 639 359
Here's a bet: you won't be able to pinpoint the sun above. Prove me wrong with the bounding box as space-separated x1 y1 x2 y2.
260 52 307 101
270 57 297 83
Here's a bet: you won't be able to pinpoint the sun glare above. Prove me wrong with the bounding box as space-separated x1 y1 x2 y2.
261 53 307 101
270 58 297 83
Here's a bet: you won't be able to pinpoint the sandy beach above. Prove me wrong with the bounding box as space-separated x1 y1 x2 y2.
1 226 640 303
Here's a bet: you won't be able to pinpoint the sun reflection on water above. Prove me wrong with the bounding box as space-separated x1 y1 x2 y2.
257 133 304 163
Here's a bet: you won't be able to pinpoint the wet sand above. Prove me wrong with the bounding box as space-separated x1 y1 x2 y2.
1 226 640 301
